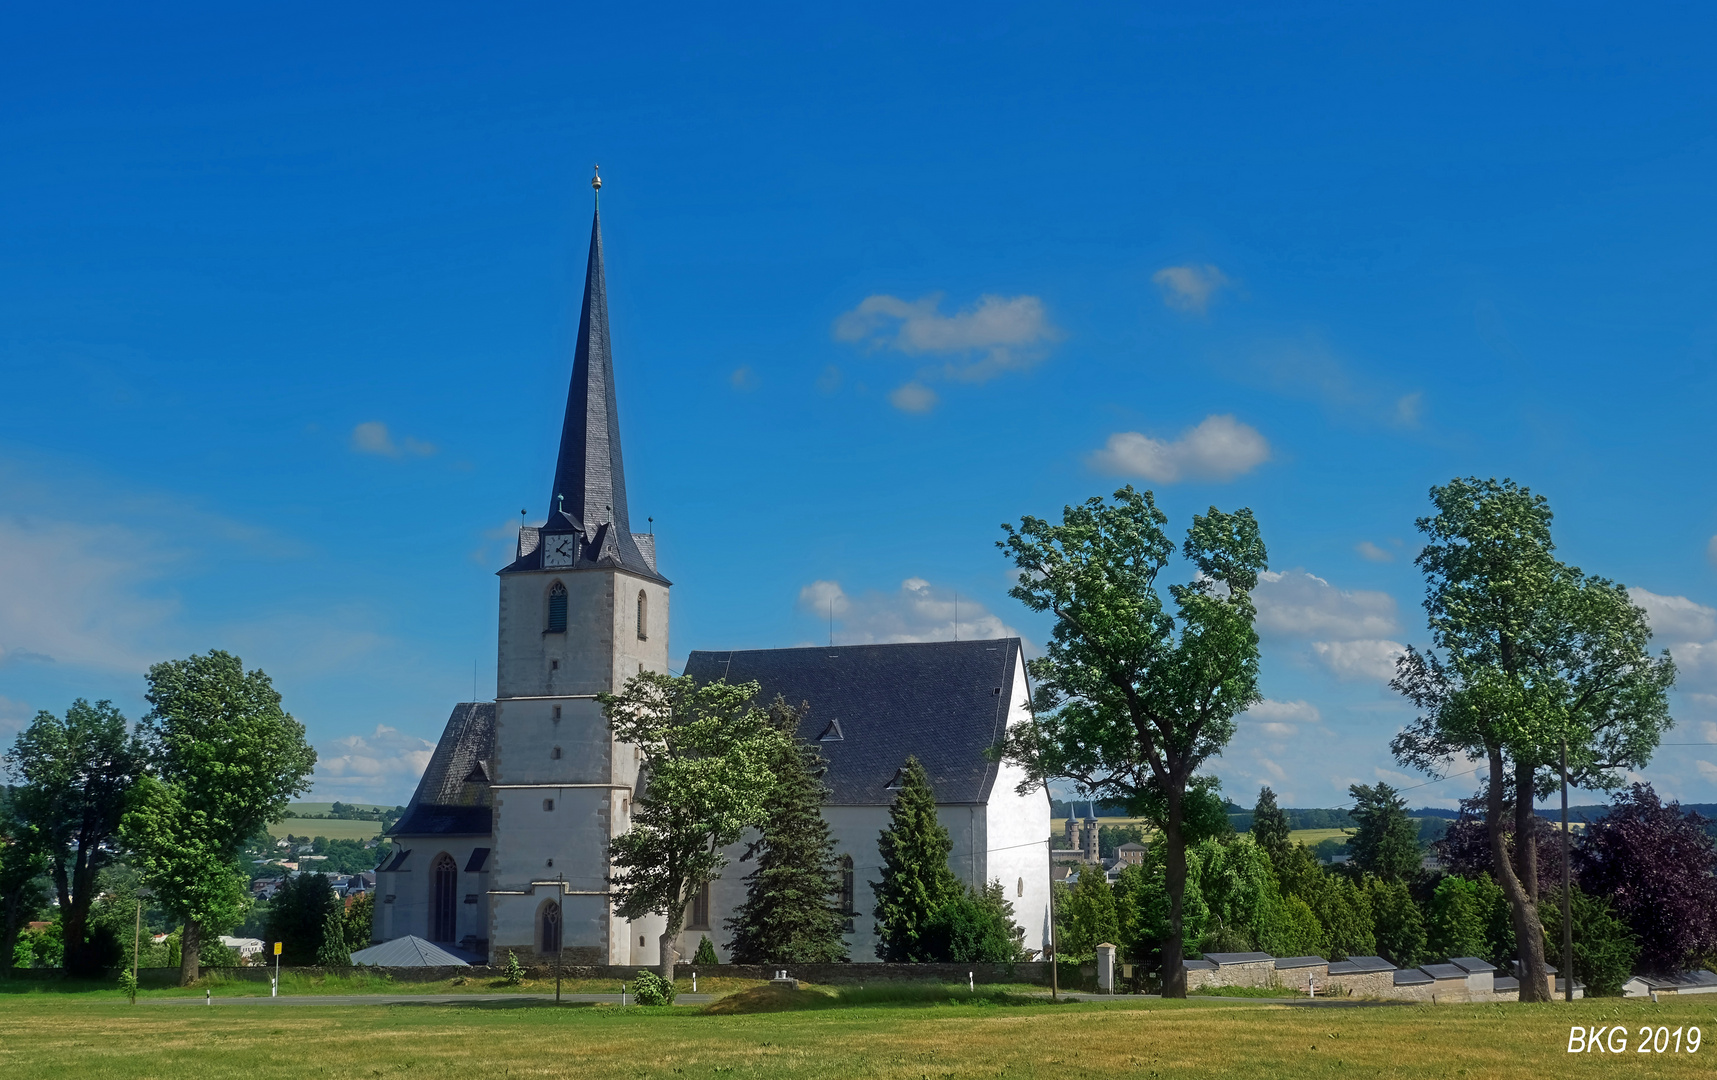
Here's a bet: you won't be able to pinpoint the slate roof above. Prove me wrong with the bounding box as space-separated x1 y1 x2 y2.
1393 969 1433 986
1326 956 1392 975
350 936 472 968
1183 959 1217 971
1274 956 1328 970
1449 957 1496 974
1493 976 1521 992
500 200 662 584
682 639 1025 806
1418 964 1467 981
1626 970 1717 992
389 703 495 838
1203 952 1275 966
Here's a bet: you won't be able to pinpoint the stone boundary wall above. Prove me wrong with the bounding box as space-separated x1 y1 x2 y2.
1184 959 1279 992
197 962 1053 986
1323 970 1392 998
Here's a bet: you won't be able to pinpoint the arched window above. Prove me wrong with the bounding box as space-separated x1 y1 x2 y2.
685 882 711 930
430 853 458 943
636 590 648 641
540 900 562 954
839 854 855 932
546 582 568 634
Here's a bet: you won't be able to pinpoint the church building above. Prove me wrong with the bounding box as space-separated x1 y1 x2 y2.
375 180 1051 965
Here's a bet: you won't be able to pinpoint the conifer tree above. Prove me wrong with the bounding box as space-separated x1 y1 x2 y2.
725 700 849 964
871 756 961 961
1251 786 1291 871
316 905 350 967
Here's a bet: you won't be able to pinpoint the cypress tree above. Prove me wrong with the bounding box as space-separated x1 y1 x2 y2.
871 756 961 961
724 700 850 964
1251 786 1291 869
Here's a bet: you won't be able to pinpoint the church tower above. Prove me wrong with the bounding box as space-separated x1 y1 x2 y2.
488 174 671 964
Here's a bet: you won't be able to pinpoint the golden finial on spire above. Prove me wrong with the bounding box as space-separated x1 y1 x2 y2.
591 164 602 192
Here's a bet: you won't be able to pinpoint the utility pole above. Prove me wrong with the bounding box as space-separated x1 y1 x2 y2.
1047 813 1059 1003
1561 731 1573 1002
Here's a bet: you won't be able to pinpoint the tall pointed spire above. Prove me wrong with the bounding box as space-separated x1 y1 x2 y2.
534 169 664 582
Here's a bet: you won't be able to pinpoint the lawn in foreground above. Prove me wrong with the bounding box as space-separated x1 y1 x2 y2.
0 992 1711 1079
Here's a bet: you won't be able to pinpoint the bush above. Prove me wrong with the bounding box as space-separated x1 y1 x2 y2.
502 951 525 986
1540 885 1640 997
117 967 138 1004
923 882 1029 963
630 970 677 1005
691 935 719 965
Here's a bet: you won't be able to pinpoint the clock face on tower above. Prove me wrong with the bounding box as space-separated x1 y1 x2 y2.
541 533 579 568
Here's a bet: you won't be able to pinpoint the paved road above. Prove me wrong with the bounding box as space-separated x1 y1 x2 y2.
143 993 716 1007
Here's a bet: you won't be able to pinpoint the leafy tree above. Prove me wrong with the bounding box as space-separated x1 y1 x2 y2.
601 672 790 979
1250 786 1291 871
1269 894 1329 959
998 488 1267 996
1366 877 1426 968
343 892 374 951
923 881 1029 963
1097 824 1149 860
4 699 145 973
1057 863 1120 963
1194 837 1282 954
1426 875 1491 962
123 652 317 984
724 700 849 964
1435 793 1566 891
1574 783 1717 973
1539 884 1639 997
870 757 962 961
1275 846 1375 960
1346 783 1421 882
0 790 49 973
1391 478 1676 1000
267 873 339 965
316 904 350 966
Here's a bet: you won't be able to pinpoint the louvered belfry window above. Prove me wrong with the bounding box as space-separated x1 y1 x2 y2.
547 582 568 633
636 590 648 640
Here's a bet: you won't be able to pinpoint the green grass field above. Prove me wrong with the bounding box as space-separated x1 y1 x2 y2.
264 817 383 841
0 985 1708 1079
284 802 395 817
1289 827 1351 846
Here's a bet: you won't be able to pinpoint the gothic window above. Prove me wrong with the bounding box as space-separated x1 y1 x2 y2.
430 853 458 943
540 901 562 954
839 854 855 932
546 582 568 634
636 590 648 640
685 881 711 930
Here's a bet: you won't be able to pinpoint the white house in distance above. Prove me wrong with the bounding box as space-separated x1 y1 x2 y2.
374 179 1051 965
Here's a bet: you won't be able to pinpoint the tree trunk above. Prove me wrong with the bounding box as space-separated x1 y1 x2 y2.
0 892 24 974
1488 747 1549 1001
1513 759 1539 902
178 921 201 987
1160 784 1187 999
61 858 99 975
658 888 686 981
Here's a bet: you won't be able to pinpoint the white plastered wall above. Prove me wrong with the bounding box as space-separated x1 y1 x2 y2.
375 837 490 949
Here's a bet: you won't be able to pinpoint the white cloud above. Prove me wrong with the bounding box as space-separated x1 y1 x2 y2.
796 577 1020 645
1698 760 1717 784
833 293 1059 382
1355 540 1394 563
0 515 181 672
313 724 437 798
1089 415 1270 483
1243 698 1323 737
350 421 435 458
1254 570 1399 640
889 381 938 413
0 695 31 738
1312 639 1407 682
1152 264 1231 313
1629 587 1717 641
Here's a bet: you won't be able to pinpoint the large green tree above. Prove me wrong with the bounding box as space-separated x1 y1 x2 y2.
123 651 317 984
3 699 145 973
1345 782 1421 882
0 789 49 973
1057 863 1120 963
1391 478 1675 1000
602 672 790 980
267 872 341 965
724 699 850 964
870 756 962 961
998 488 1267 997
1250 786 1291 871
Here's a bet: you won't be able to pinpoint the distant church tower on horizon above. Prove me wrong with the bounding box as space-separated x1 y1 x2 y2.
487 172 672 964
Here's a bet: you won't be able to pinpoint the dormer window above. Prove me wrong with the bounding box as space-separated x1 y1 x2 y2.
636 590 648 640
547 582 568 634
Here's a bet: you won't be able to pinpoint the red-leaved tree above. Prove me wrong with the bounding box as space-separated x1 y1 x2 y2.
1575 784 1717 975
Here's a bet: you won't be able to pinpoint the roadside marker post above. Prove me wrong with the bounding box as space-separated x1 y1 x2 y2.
273 941 282 998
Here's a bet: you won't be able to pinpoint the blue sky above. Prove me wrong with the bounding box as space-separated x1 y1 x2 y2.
3 3 1716 809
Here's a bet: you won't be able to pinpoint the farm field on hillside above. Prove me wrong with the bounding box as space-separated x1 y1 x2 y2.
265 817 383 841
0 990 1708 1079
1289 828 1350 846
